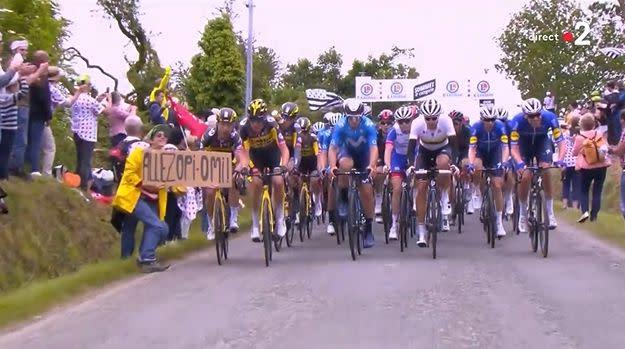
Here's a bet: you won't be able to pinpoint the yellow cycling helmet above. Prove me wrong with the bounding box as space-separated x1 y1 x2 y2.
217 107 237 123
281 102 299 118
248 98 268 119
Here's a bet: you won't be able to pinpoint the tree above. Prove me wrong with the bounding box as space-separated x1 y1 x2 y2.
496 0 625 104
96 0 164 108
185 12 245 113
251 46 280 102
280 58 323 91
0 0 69 64
316 46 343 91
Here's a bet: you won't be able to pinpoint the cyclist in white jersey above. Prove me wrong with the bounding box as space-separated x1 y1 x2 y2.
407 99 457 246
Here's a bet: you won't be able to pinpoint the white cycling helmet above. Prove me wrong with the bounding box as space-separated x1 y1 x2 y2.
521 98 542 115
323 112 334 123
343 98 365 116
363 104 372 117
419 99 442 117
312 121 325 133
394 106 412 120
496 106 509 120
479 105 498 120
328 113 341 126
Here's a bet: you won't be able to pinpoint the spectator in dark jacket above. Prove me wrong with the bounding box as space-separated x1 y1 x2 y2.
604 80 622 145
149 90 167 125
26 50 51 176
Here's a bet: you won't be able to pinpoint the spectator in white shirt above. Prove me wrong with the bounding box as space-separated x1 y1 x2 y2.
544 91 556 113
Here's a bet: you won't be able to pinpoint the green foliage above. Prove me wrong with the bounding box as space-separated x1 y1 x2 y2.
185 12 245 114
496 0 625 104
251 46 280 102
0 0 69 64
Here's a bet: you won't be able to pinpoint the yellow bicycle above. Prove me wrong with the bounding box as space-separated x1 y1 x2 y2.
213 187 229 265
253 167 285 267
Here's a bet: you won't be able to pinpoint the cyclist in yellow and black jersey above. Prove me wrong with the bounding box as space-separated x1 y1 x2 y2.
278 101 301 159
293 117 323 218
239 98 290 242
199 107 249 239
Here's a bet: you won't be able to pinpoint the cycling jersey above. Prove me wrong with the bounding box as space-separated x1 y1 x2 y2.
451 124 471 164
470 120 508 171
239 116 285 170
385 123 411 173
279 120 299 156
409 115 456 150
377 128 388 164
331 116 377 170
318 127 333 152
509 110 562 164
295 131 319 173
199 127 243 154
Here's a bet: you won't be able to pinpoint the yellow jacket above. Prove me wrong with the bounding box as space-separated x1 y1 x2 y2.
112 147 168 220
149 66 172 121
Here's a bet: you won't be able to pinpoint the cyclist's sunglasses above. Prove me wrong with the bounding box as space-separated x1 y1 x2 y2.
397 119 411 125
483 118 495 123
526 113 541 119
379 121 391 126
424 116 438 121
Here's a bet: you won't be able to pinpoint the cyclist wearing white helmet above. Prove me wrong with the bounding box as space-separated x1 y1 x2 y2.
466 105 510 237
383 106 415 240
407 99 456 245
317 112 340 235
510 97 566 233
496 106 515 217
312 121 325 134
328 98 378 248
374 109 394 223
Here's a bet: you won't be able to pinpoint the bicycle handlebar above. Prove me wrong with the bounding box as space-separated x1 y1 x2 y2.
332 168 372 176
413 169 452 175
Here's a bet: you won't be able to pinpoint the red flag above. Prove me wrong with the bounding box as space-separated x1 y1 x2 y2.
169 98 208 137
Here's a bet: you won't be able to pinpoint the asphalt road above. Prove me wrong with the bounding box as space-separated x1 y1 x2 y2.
2 213 625 349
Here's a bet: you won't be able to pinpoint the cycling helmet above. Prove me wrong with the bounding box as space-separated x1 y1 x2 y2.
496 107 509 120
479 105 497 120
328 113 341 126
296 117 312 131
521 98 542 115
217 107 237 123
248 98 267 119
312 121 325 133
281 102 299 118
378 109 394 122
363 104 372 117
323 111 334 123
343 98 365 116
419 99 442 117
449 110 464 122
394 106 412 120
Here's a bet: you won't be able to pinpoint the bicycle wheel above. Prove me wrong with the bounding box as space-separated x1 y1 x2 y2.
529 192 540 253
382 181 392 244
285 193 296 247
299 185 309 242
455 180 464 234
513 183 520 235
262 196 273 267
486 188 496 249
399 187 409 252
427 188 439 259
214 194 226 265
538 189 549 257
347 187 359 261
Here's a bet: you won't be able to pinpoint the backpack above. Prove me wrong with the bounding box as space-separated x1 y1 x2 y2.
581 131 606 165
109 139 140 182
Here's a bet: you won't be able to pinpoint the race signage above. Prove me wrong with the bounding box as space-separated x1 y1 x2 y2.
413 79 436 99
474 80 494 98
479 98 495 107
142 150 232 188
443 80 462 97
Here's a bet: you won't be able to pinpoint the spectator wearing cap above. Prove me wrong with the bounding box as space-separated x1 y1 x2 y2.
112 124 170 272
70 74 109 191
0 33 22 91
8 39 31 178
24 50 51 177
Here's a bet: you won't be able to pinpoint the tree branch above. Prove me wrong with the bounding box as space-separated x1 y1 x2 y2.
62 47 119 91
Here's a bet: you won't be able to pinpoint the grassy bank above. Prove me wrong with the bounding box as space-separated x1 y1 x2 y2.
0 177 250 330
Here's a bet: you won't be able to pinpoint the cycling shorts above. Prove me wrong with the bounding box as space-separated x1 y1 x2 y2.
416 145 452 170
250 151 281 172
390 153 408 177
476 147 503 177
338 147 369 171
299 156 317 174
517 137 553 165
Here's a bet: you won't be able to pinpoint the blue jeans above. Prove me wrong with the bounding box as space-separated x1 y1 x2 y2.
27 119 46 173
9 106 29 171
121 197 168 262
579 167 607 219
562 167 580 204
0 129 16 179
73 133 95 190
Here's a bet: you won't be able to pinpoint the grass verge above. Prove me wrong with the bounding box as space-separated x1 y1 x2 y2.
0 214 250 331
556 207 625 249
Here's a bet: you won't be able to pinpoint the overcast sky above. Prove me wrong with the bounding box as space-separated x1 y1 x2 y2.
56 0 597 115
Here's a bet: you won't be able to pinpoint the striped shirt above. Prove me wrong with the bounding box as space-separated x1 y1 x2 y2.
0 79 29 130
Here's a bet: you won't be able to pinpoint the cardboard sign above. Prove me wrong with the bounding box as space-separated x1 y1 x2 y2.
142 150 232 188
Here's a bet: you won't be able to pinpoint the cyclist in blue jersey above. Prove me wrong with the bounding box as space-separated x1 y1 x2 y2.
317 113 340 235
496 106 515 217
467 105 510 237
375 109 394 223
383 106 414 240
510 98 566 233
328 99 378 247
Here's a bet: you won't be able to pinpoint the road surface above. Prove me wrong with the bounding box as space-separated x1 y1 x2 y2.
2 214 625 349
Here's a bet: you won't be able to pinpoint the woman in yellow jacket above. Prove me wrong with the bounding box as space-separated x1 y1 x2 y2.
112 125 171 273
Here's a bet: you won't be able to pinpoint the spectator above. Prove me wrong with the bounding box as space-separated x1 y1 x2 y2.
8 39 31 178
25 50 51 176
604 80 622 145
561 115 580 209
112 124 171 272
148 90 168 125
163 127 186 242
70 74 108 191
573 113 611 223
608 110 625 220
544 91 556 113
0 77 29 180
106 91 131 147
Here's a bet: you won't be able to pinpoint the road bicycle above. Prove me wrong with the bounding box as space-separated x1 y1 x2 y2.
297 171 319 242
333 168 371 261
451 169 469 234
478 168 502 248
520 165 558 258
398 169 416 252
381 173 392 244
415 168 453 259
251 167 286 267
212 171 246 265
